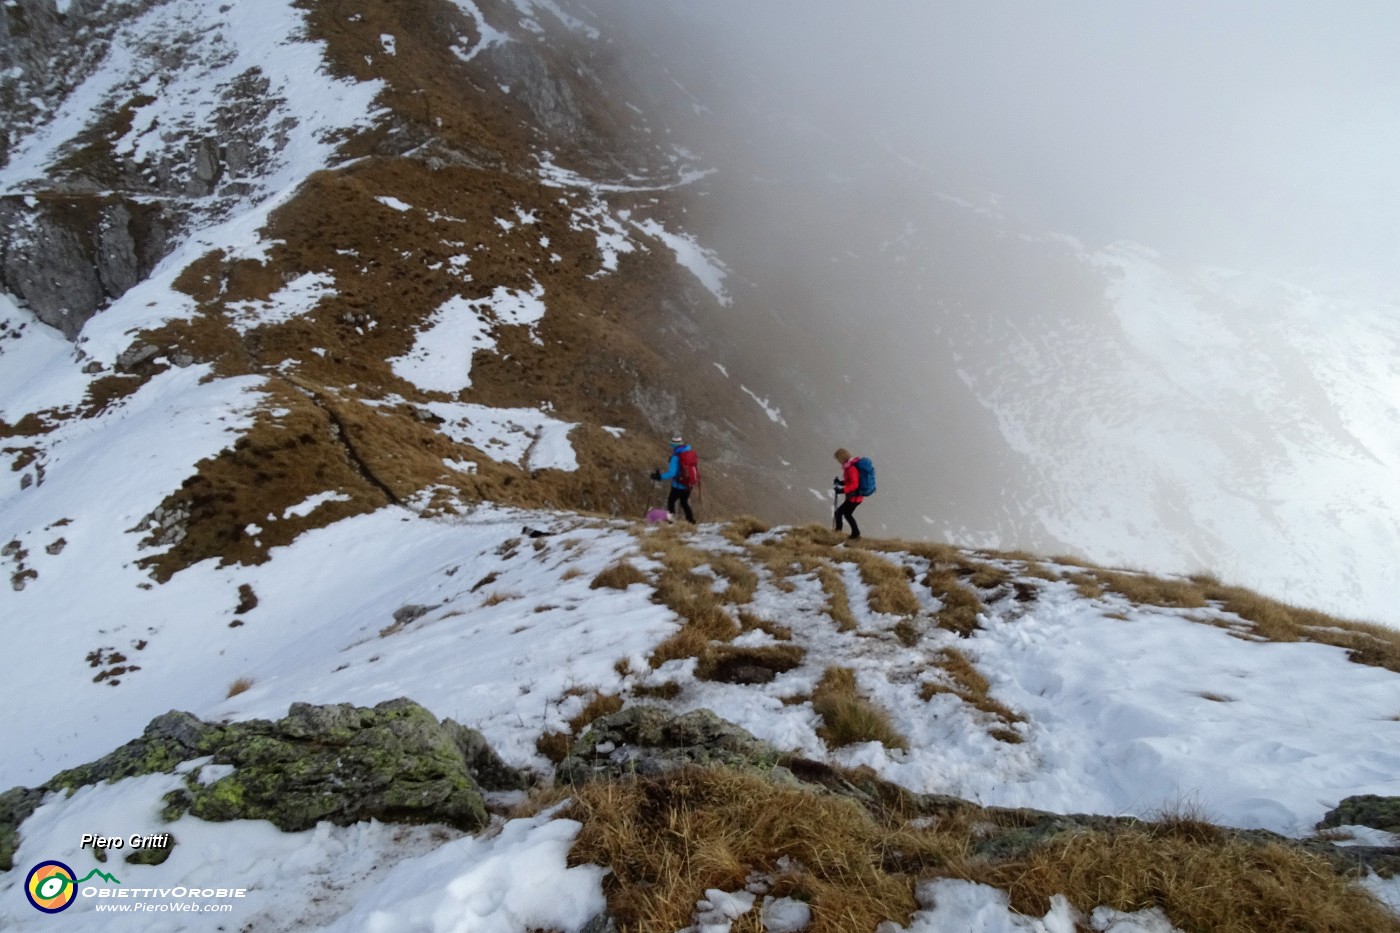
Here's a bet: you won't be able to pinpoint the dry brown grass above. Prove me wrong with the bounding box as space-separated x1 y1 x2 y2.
1070 564 1400 674
878 540 961 565
892 618 921 647
591 561 651 591
641 536 746 668
481 590 522 607
562 768 949 933
535 730 572 765
973 827 1399 933
694 644 806 684
737 610 792 640
919 647 1025 742
568 692 625 733
559 765 1399 933
706 552 760 604
633 681 683 700
812 667 907 751
816 565 857 632
722 515 770 544
226 677 254 698
965 562 1012 590
841 550 920 617
924 568 985 637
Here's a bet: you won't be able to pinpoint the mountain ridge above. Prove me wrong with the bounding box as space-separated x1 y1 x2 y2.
2 0 1399 929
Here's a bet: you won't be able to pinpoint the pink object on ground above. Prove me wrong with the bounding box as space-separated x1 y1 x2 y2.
645 508 672 524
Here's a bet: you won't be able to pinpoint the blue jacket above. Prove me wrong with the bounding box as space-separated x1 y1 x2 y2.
659 444 693 490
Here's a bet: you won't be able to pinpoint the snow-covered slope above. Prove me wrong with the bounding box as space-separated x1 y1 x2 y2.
952 239 1400 623
3 496 1398 927
2 0 1399 930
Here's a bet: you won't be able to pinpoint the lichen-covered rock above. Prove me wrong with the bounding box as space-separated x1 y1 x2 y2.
443 719 531 792
0 786 46 871
4 699 519 855
48 710 213 792
557 705 780 784
1319 795 1400 835
173 699 492 833
124 833 175 866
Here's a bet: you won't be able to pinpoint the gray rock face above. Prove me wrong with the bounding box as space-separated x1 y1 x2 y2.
0 195 173 339
556 705 780 784
479 41 586 139
0 1 295 339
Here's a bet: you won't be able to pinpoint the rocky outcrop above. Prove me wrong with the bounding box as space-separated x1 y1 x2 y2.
0 786 46 872
164 700 507 832
479 40 587 141
0 0 297 339
0 194 174 338
1 699 528 870
1319 795 1400 835
556 705 781 784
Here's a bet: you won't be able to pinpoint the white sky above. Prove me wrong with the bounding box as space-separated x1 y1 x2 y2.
641 0 1400 290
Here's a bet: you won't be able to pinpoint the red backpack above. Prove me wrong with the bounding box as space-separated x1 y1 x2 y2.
677 447 700 489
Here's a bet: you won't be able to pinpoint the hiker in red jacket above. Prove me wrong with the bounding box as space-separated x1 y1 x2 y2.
833 447 863 540
650 435 698 523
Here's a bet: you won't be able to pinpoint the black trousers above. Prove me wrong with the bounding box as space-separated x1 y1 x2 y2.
667 486 695 522
834 497 861 538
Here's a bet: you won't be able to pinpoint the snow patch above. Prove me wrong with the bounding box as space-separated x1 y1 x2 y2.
427 401 579 471
390 285 547 394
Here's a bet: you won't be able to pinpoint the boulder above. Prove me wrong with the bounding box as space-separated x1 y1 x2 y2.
173 699 504 833
1318 795 1400 835
556 705 779 784
4 699 529 855
0 786 46 871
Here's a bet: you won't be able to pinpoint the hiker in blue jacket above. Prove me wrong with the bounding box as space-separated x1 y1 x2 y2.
650 435 697 523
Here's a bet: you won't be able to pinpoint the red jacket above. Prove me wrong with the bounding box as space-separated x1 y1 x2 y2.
841 457 864 504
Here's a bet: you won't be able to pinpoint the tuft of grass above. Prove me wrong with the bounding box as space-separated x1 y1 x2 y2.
892 618 921 647
561 767 946 932
560 567 585 581
974 826 1397 933
842 550 920 616
737 610 792 641
707 552 760 604
694 644 806 684
536 730 572 765
1066 561 1400 674
722 515 769 544
965 562 1012 590
590 561 650 591
568 693 625 734
919 647 1025 741
226 677 254 698
924 569 985 636
481 590 522 607
633 681 683 700
817 565 856 631
643 539 744 668
812 667 907 750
